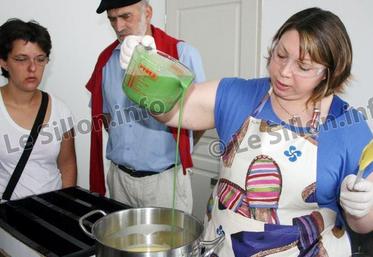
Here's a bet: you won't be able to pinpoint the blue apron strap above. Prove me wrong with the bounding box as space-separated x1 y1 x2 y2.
252 88 272 118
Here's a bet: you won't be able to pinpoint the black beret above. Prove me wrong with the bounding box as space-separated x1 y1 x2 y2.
96 0 142 14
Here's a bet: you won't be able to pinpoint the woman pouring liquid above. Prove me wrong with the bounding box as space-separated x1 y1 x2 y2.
120 7 373 257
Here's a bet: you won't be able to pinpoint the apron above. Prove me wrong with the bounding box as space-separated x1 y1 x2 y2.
204 91 351 257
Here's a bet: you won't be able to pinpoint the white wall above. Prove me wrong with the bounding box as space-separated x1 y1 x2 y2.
260 0 373 128
2 0 372 191
0 0 165 190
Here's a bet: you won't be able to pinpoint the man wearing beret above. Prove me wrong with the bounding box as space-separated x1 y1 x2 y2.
86 0 205 214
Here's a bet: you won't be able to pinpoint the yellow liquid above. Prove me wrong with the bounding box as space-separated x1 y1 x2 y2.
125 244 171 252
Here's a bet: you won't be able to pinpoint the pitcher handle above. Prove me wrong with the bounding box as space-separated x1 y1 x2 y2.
79 210 107 239
200 234 225 257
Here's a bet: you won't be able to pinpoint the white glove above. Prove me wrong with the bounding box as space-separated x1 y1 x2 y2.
119 35 156 69
340 174 373 218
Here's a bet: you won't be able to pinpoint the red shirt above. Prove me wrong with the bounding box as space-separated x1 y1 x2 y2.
86 26 193 195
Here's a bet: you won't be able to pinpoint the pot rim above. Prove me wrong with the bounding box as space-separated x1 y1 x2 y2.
91 207 204 254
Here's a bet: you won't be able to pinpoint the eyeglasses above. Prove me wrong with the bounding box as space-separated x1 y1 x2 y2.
10 55 49 67
271 46 325 78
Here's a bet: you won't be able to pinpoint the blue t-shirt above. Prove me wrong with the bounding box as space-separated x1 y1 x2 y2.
214 77 373 224
102 41 205 171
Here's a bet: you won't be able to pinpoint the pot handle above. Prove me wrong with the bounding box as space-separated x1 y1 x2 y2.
79 209 107 239
200 234 225 257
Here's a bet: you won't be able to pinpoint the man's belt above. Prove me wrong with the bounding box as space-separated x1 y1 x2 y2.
116 163 175 178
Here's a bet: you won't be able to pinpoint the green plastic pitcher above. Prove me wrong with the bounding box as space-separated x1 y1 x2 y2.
122 44 195 113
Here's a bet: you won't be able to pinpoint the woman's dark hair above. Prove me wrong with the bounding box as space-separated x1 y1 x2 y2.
267 7 353 103
0 18 52 78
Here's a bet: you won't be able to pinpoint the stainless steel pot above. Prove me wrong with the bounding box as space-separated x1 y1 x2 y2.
79 207 224 257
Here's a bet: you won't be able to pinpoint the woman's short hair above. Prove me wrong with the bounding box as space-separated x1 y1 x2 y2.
267 7 352 103
0 18 52 78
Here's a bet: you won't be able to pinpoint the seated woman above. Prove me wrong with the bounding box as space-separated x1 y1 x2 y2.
0 18 77 201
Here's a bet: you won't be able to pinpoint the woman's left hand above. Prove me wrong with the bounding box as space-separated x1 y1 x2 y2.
340 174 373 218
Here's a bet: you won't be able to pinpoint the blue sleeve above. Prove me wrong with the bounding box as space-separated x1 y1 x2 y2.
177 42 206 83
214 77 270 147
344 110 373 178
336 109 373 179
317 106 373 221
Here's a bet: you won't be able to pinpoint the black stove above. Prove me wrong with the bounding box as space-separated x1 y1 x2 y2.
0 186 130 257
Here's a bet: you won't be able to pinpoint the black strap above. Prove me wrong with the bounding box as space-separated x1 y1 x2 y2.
2 91 49 201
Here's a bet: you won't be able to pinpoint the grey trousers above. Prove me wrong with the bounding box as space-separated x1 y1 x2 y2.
107 162 193 214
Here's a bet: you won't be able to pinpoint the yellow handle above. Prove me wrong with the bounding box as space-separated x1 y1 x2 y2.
359 139 373 171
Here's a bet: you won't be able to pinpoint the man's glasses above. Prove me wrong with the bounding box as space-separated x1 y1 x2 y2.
271 46 325 78
10 55 49 67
